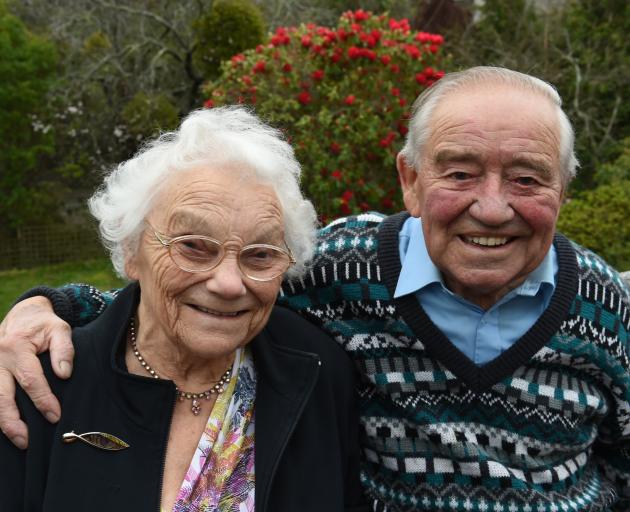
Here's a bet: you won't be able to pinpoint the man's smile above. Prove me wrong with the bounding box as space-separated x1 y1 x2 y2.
462 235 511 247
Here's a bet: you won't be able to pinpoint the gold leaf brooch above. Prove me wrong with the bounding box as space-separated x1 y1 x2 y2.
62 431 130 451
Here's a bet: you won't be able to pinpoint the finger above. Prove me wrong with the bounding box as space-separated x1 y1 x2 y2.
48 321 74 379
13 354 60 424
0 368 28 449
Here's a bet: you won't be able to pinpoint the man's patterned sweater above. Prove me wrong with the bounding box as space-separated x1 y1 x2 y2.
54 212 630 511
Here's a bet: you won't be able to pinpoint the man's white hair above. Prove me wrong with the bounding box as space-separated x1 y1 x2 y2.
399 66 579 185
89 106 317 279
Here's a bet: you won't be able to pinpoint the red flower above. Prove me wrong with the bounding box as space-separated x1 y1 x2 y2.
353 9 370 22
297 91 312 105
330 142 341 155
282 63 292 72
271 34 290 46
331 48 344 63
255 44 264 54
399 98 407 107
348 46 361 59
371 29 382 41
379 131 396 148
391 87 400 97
404 44 421 59
203 99 215 108
363 49 377 61
301 35 312 47
311 69 325 81
388 18 410 33
342 190 354 201
242 75 253 85
397 122 408 136
382 197 394 209
390 64 400 74
415 32 432 43
339 202 351 215
360 202 370 212
252 60 266 73
380 55 392 65
331 169 342 179
343 95 356 105
429 44 439 54
360 33 377 48
230 53 245 67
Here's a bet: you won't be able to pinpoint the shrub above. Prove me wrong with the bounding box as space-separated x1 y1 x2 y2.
558 180 630 270
121 92 179 140
193 0 266 79
594 137 630 186
204 9 448 221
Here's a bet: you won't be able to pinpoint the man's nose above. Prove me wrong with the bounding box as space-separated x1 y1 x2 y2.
468 178 515 226
205 254 247 298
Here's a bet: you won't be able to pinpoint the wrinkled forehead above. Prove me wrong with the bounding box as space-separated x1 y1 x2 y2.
148 165 285 239
427 85 562 156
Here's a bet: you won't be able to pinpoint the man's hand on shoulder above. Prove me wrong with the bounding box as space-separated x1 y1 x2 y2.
0 296 74 449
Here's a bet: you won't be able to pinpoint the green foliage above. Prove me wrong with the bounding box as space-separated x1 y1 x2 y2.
558 180 630 270
444 0 629 192
193 0 266 78
121 92 179 139
594 138 630 186
206 9 448 221
0 4 57 229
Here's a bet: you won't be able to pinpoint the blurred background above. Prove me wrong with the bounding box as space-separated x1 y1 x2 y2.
0 0 628 314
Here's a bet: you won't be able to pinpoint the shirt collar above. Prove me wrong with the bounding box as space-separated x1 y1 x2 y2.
394 216 557 299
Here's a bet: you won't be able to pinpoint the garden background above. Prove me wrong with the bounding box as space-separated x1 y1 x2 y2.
1 0 628 315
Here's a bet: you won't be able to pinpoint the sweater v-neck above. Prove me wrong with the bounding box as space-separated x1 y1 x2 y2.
377 212 578 392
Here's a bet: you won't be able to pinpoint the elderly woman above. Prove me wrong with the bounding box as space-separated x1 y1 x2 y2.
0 107 366 511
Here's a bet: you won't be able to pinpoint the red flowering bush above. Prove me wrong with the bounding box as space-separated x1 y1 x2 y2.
204 10 449 221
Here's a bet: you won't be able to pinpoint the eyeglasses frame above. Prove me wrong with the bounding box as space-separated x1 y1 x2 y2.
152 229 296 282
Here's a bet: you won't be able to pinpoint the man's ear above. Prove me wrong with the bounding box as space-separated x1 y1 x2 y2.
396 153 422 217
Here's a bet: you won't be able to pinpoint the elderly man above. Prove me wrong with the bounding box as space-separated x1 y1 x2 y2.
1 67 629 511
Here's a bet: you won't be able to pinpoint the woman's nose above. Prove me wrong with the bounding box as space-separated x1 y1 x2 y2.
204 254 247 298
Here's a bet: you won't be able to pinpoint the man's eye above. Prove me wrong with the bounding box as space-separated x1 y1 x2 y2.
515 176 538 186
449 171 470 181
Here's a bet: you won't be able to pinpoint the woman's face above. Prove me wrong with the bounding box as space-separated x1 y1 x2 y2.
126 166 285 361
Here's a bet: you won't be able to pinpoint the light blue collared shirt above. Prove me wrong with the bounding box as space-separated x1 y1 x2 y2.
394 217 558 365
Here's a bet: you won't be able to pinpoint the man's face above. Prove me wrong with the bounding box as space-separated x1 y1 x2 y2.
398 86 565 309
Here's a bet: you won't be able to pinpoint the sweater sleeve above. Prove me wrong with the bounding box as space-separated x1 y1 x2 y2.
16 284 120 327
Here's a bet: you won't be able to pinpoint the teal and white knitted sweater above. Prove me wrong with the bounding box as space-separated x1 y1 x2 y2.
56 212 630 511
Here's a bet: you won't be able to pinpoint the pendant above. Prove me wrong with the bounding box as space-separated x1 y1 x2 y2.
192 399 201 415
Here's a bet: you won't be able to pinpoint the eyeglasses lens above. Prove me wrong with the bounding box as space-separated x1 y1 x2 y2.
171 237 289 279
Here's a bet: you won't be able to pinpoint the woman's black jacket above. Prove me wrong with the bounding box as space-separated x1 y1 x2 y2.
0 284 368 512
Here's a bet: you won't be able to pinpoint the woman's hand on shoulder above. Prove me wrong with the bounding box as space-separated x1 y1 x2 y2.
0 296 74 449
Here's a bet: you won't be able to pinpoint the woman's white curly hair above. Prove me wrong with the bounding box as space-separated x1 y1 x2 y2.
89 106 317 279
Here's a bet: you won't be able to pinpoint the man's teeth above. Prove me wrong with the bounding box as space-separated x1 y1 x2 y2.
467 236 509 247
195 306 238 316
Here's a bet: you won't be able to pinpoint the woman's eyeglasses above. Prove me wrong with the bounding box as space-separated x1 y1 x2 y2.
153 230 295 282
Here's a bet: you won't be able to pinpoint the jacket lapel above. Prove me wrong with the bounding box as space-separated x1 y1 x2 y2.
251 311 321 512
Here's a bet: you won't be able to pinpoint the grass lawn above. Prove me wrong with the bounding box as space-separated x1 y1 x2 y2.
0 259 125 318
